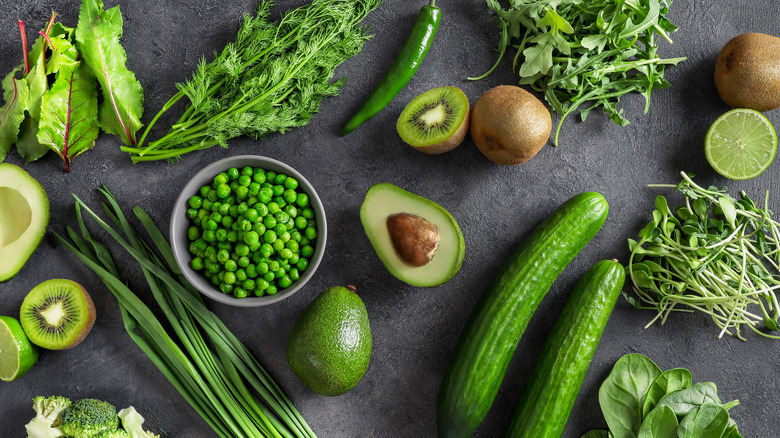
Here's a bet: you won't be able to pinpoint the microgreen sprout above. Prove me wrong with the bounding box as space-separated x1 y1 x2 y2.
626 171 780 340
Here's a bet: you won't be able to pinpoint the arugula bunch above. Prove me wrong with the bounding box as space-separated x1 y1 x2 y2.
586 354 742 438
476 0 686 145
627 172 780 341
127 0 382 162
0 0 143 171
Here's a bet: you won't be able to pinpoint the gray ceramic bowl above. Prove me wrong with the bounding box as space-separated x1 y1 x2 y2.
170 155 327 307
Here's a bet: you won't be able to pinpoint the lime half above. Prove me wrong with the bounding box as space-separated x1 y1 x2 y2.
705 108 778 180
0 315 38 381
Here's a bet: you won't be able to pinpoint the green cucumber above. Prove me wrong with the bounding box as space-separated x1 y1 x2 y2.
505 259 626 438
436 192 609 438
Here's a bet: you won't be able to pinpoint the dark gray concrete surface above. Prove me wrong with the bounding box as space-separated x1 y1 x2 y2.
1 0 780 436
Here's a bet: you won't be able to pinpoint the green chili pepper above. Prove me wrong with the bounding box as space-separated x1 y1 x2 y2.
341 0 441 136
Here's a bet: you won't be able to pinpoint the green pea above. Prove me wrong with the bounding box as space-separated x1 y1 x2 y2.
190 257 204 271
268 202 280 214
188 196 203 209
276 211 290 223
217 241 231 250
187 226 200 240
259 188 273 204
187 208 198 219
200 185 211 197
263 272 275 282
272 185 284 197
225 260 238 272
244 231 260 246
208 262 221 274
241 166 253 176
214 173 229 185
202 198 214 210
253 172 266 184
246 264 258 278
260 244 273 258
286 240 299 252
240 219 252 232
302 207 314 219
248 182 261 197
274 173 287 184
217 249 230 264
289 253 299 264
215 229 227 242
220 283 234 294
263 230 276 244
272 239 285 251
227 167 240 180
257 279 269 290
252 223 266 235
273 224 287 236
280 248 293 259
278 275 293 289
243 279 256 291
239 175 252 187
296 193 309 207
280 232 291 243
209 212 222 223
203 230 216 242
295 216 307 229
273 196 287 208
305 226 317 240
264 216 277 229
297 258 309 271
256 203 269 217
266 285 278 295
237 203 249 215
283 189 297 204
245 209 259 223
236 185 249 201
236 269 247 282
215 184 230 198
289 268 300 281
238 256 250 268
234 288 248 298
275 268 286 279
266 171 277 181
269 260 280 272
221 216 234 228
285 205 298 218
291 231 302 242
301 245 314 258
284 177 298 190
229 205 239 218
211 275 221 286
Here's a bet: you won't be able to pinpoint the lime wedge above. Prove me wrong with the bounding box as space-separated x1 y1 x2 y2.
0 315 38 381
705 108 778 180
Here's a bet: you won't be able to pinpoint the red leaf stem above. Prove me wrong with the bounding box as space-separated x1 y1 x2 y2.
18 20 29 75
42 12 58 73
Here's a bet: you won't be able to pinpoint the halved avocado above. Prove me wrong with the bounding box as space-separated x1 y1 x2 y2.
360 183 464 287
0 163 49 282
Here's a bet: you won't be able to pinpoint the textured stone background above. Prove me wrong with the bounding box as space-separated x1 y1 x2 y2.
1 0 780 436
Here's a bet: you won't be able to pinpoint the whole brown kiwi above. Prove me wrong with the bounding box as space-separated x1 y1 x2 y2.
714 32 780 112
470 85 551 165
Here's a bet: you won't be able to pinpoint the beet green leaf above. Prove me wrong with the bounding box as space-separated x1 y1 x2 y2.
0 66 30 162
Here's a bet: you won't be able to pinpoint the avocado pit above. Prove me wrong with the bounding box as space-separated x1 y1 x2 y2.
387 213 440 267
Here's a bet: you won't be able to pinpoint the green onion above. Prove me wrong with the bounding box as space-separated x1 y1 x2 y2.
54 187 316 438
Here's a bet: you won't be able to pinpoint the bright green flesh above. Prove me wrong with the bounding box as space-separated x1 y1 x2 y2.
396 87 469 147
21 279 91 350
0 315 38 381
0 163 49 282
705 108 778 180
287 286 372 396
360 183 465 287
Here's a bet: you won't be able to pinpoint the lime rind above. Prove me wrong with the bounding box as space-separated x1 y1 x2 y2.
705 108 778 180
0 315 38 381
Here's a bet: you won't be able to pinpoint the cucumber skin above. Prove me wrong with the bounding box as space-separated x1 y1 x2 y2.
504 259 626 438
436 192 609 438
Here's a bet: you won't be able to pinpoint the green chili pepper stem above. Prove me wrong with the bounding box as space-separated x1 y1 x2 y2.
341 0 441 136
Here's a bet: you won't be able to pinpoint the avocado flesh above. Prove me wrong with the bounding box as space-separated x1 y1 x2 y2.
0 163 49 282
287 286 372 396
360 183 465 287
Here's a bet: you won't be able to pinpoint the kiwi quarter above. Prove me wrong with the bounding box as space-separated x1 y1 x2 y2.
396 86 470 155
20 279 96 350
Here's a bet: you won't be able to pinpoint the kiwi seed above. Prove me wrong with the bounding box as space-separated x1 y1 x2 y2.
396 86 470 155
20 279 96 350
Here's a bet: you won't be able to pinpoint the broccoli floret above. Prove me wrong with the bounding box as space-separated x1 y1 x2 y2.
59 398 119 438
93 430 130 438
25 395 72 438
118 407 160 438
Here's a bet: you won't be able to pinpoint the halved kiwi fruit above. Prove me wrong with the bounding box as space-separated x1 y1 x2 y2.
396 86 470 155
20 279 96 350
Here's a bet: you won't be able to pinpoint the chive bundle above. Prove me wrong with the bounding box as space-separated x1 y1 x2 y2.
54 188 316 438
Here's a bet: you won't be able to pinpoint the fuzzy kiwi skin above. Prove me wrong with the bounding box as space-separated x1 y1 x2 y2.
470 85 551 165
715 33 780 112
411 106 470 155
20 279 96 350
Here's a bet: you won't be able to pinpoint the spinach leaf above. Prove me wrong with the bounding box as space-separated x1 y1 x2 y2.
676 403 729 438
0 67 30 162
641 368 693 417
598 354 662 438
637 405 676 438
75 0 143 147
582 431 611 438
38 37 99 172
652 382 721 417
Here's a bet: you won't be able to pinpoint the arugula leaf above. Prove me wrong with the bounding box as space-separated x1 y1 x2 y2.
0 67 30 162
75 0 143 147
38 37 99 172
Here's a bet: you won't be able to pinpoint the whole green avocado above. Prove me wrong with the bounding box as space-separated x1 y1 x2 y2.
286 285 372 396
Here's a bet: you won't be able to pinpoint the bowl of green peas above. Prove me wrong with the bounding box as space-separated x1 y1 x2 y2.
170 155 327 306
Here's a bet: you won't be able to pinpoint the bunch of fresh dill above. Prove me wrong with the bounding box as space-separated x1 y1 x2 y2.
126 0 383 162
